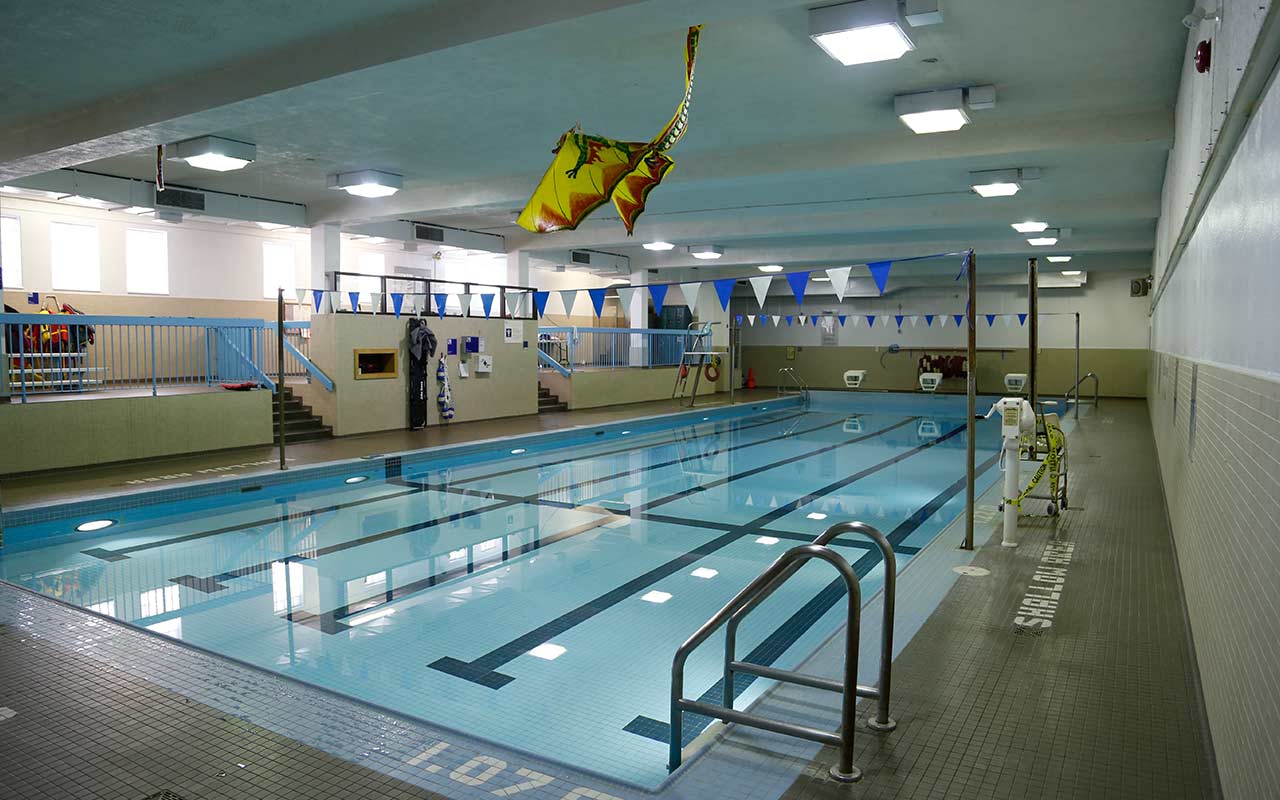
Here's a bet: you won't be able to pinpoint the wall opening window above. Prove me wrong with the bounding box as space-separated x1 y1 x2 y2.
262 241 295 299
0 216 21 288
125 229 169 295
50 221 100 291
340 251 385 299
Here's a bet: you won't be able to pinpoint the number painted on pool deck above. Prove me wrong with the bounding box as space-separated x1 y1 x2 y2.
406 740 623 800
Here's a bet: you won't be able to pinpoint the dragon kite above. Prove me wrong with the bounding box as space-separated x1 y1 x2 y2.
516 25 701 235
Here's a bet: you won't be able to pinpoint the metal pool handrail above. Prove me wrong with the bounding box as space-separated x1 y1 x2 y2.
777 367 809 401
724 521 896 733
1065 371 1099 419
668 522 897 783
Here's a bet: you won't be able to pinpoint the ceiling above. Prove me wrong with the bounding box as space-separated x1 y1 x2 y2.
1 0 1193 279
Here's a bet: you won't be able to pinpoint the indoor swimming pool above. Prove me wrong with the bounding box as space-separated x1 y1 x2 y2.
0 393 1003 787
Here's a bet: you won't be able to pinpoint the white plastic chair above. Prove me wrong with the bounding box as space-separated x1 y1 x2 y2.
843 369 866 388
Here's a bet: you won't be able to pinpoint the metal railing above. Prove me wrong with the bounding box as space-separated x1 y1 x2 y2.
536 327 689 372
777 367 809 401
333 272 536 319
1065 371 1099 419
1 314 333 402
669 521 897 784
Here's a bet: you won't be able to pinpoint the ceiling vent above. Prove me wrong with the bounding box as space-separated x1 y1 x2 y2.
571 251 592 265
155 188 205 211
414 224 444 242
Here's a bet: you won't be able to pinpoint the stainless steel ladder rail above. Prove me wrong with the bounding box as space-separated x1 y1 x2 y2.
672 321 719 407
777 367 809 402
1065 371 1099 420
724 521 896 733
669 521 896 783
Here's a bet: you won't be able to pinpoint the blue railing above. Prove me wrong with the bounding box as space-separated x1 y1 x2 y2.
537 327 690 372
1 313 332 403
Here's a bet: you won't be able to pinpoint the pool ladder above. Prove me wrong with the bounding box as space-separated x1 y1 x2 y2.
668 521 897 783
777 367 809 404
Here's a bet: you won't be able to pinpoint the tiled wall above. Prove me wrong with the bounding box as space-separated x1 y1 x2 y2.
1148 352 1280 799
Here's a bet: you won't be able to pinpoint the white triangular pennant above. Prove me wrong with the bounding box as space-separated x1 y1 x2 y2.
798 314 807 326
749 276 772 309
772 315 782 327
851 314 860 327
909 315 919 327
614 286 637 314
558 289 578 317
370 292 382 314
457 293 472 315
1003 314 1012 327
328 291 343 311
826 267 852 300
939 314 947 328
747 314 757 326
505 291 525 317
294 288 308 306
679 282 702 314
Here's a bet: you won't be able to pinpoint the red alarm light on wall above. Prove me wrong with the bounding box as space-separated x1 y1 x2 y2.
1195 40 1212 73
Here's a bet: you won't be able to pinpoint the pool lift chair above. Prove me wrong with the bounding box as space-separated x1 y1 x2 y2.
672 321 723 407
668 521 899 783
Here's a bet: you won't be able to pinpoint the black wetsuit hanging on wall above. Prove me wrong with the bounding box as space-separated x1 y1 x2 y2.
407 318 437 430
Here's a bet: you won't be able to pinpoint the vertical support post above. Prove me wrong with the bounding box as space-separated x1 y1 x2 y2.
1027 257 1039 408
149 325 158 396
963 250 977 551
729 317 736 407
1074 312 1081 420
277 289 287 471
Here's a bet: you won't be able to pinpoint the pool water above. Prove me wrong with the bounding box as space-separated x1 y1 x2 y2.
0 393 1002 787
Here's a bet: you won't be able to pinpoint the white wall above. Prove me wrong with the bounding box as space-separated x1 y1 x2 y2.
735 271 1150 350
0 196 422 303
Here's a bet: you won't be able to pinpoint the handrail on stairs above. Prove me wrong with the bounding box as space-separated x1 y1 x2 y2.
1065 371 1099 419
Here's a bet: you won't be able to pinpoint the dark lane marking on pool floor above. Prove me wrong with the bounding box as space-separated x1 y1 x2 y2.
623 448 1002 745
429 423 967 689
83 407 807 563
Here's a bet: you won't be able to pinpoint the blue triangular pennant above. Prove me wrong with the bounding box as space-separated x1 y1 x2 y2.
480 293 496 318
434 293 449 319
533 291 550 318
785 271 810 306
985 314 996 327
1018 313 1028 326
838 315 847 326
735 314 744 326
953 314 964 327
956 251 971 281
811 315 820 325
895 314 905 329
925 314 935 326
312 289 324 312
866 315 876 327
391 293 405 318
348 292 361 313
785 315 793 326
587 287 608 318
868 261 892 295
714 278 736 311
649 284 669 315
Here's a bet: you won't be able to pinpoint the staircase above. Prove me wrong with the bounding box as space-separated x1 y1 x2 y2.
538 383 567 413
275 386 333 443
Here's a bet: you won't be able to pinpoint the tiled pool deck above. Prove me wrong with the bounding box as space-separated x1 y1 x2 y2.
0 399 1219 799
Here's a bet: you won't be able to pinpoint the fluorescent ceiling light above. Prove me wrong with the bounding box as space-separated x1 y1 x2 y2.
122 206 154 215
1061 270 1082 276
1027 236 1058 246
688 244 724 260
809 0 914 66
758 264 784 273
527 643 566 660
641 591 672 604
643 241 675 251
812 276 831 282
895 89 969 134
1046 256 1072 263
255 221 290 230
973 182 1019 198
328 169 403 198
76 519 116 532
173 135 256 172
970 168 1037 198
1011 221 1048 233
690 567 718 579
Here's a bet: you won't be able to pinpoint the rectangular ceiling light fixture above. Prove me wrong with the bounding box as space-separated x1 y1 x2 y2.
328 169 403 198
1011 220 1049 233
1027 229 1060 246
1046 255 1072 263
970 168 1039 198
809 0 915 66
894 89 969 134
688 244 724 260
173 136 256 172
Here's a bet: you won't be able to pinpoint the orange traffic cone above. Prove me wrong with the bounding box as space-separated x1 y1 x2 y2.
746 367 756 389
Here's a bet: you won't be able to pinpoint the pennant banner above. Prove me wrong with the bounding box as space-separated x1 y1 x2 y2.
649 284 669 315
772 315 782 327
480 293 496 318
505 291 526 317
680 282 702 314
866 315 876 327
747 314 756 326
458 293 472 316
559 289 579 317
391 292 405 318
532 291 550 318
749 276 772 309
986 314 996 327
312 289 325 312
614 286 637 317
713 278 736 311
785 315 793 326
587 287 607 318
925 314 935 326
734 314 743 327
868 261 892 295
895 314 905 329
785 271 810 306
826 267 852 301
370 292 382 314
1018 313 1028 326
838 314 847 327
294 288 308 307
434 293 449 319
953 314 964 327
348 292 361 313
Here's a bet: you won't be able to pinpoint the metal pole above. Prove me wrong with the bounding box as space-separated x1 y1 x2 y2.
963 250 977 551
1074 312 1081 420
1027 257 1038 408
277 289 287 471
729 316 736 407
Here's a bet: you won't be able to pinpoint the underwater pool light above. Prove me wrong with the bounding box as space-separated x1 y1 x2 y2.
76 519 116 533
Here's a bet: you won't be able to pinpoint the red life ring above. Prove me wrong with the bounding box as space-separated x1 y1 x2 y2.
704 363 720 381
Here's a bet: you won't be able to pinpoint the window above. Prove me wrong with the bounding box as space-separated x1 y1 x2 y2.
125 229 169 294
262 241 295 298
0 216 21 288
341 251 385 297
50 221 100 291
